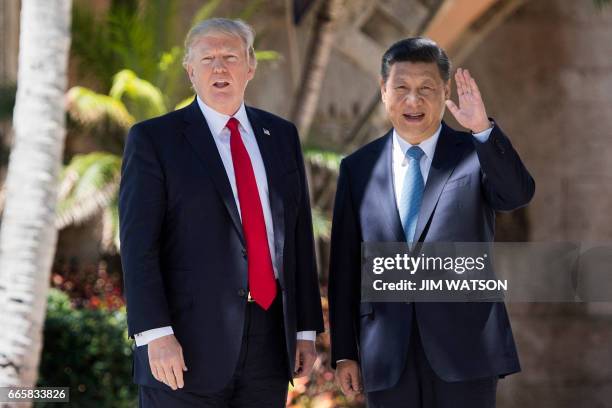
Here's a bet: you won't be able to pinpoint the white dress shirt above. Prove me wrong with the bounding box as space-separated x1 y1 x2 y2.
392 125 441 206
134 97 315 346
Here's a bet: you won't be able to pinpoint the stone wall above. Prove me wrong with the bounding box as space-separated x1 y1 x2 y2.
462 1 612 406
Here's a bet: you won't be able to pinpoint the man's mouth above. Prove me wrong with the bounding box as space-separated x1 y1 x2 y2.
212 81 230 89
403 113 425 122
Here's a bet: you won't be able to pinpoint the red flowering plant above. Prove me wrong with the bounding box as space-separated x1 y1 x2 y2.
51 257 125 311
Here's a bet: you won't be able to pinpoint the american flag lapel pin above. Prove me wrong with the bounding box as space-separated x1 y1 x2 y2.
263 128 270 135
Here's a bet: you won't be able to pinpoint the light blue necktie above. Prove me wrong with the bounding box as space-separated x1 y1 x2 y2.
399 146 425 243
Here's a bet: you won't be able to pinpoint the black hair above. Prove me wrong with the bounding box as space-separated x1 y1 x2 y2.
381 37 451 82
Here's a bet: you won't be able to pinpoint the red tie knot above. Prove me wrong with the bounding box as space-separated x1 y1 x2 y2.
226 117 240 132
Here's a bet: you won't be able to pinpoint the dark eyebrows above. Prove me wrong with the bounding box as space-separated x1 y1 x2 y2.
391 76 438 87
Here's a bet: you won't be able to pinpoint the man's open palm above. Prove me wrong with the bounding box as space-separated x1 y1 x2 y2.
445 68 491 133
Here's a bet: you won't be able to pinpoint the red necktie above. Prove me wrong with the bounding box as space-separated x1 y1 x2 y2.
226 117 276 310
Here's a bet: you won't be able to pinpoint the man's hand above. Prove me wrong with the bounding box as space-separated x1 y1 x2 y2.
293 340 317 378
147 334 188 390
445 68 491 133
336 360 363 398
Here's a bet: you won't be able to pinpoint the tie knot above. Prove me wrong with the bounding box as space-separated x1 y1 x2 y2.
406 146 424 161
226 117 240 132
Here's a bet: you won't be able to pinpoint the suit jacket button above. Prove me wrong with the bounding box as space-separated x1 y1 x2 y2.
237 288 246 297
241 249 247 259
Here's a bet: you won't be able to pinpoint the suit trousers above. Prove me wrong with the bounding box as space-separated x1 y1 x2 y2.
139 291 289 407
367 308 498 408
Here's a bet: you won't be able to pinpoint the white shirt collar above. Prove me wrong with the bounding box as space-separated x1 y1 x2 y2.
196 95 250 137
393 124 442 163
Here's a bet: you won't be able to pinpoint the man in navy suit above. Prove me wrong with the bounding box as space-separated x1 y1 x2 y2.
119 18 324 407
328 37 535 407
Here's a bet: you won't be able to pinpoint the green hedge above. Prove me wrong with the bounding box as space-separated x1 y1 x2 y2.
37 289 137 407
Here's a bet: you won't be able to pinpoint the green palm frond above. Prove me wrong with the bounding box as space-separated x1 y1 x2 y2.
158 46 183 73
101 198 120 253
255 50 282 62
155 46 190 105
312 207 331 241
191 0 223 27
107 6 157 81
72 1 182 87
175 96 195 110
304 148 343 173
57 152 122 229
237 0 266 20
71 5 117 89
143 0 180 59
110 69 168 120
58 164 80 202
67 86 135 129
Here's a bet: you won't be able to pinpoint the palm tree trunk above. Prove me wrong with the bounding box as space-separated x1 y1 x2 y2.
289 0 343 141
0 0 72 395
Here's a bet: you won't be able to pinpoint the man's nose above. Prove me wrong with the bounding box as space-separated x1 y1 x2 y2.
212 58 227 73
404 91 423 106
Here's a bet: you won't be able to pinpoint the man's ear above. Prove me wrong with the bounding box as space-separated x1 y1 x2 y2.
444 80 451 100
380 78 387 103
247 62 256 81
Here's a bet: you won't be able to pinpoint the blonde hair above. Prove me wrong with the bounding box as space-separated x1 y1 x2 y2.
182 18 257 68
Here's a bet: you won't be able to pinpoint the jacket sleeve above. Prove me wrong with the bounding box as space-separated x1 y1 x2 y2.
119 124 171 337
328 159 362 368
474 121 536 211
291 124 325 334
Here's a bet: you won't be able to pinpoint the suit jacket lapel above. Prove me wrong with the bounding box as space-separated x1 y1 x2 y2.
413 122 468 242
372 131 406 242
246 107 286 285
182 99 245 245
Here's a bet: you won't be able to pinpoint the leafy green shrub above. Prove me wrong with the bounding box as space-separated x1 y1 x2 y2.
36 289 136 407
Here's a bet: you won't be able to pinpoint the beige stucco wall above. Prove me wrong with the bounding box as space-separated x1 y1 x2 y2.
461 1 612 406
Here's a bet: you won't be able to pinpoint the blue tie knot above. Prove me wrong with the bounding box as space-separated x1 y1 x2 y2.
406 146 424 161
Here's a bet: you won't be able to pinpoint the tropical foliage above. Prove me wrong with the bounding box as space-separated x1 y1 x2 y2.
51 1 344 406
59 0 293 253
38 289 136 407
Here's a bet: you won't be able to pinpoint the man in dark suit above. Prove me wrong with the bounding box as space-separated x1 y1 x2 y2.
328 37 535 407
119 18 324 407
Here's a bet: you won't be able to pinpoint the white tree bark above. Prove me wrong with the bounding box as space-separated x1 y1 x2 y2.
0 0 71 397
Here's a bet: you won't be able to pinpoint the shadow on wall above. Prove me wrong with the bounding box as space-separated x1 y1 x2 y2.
496 207 530 242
